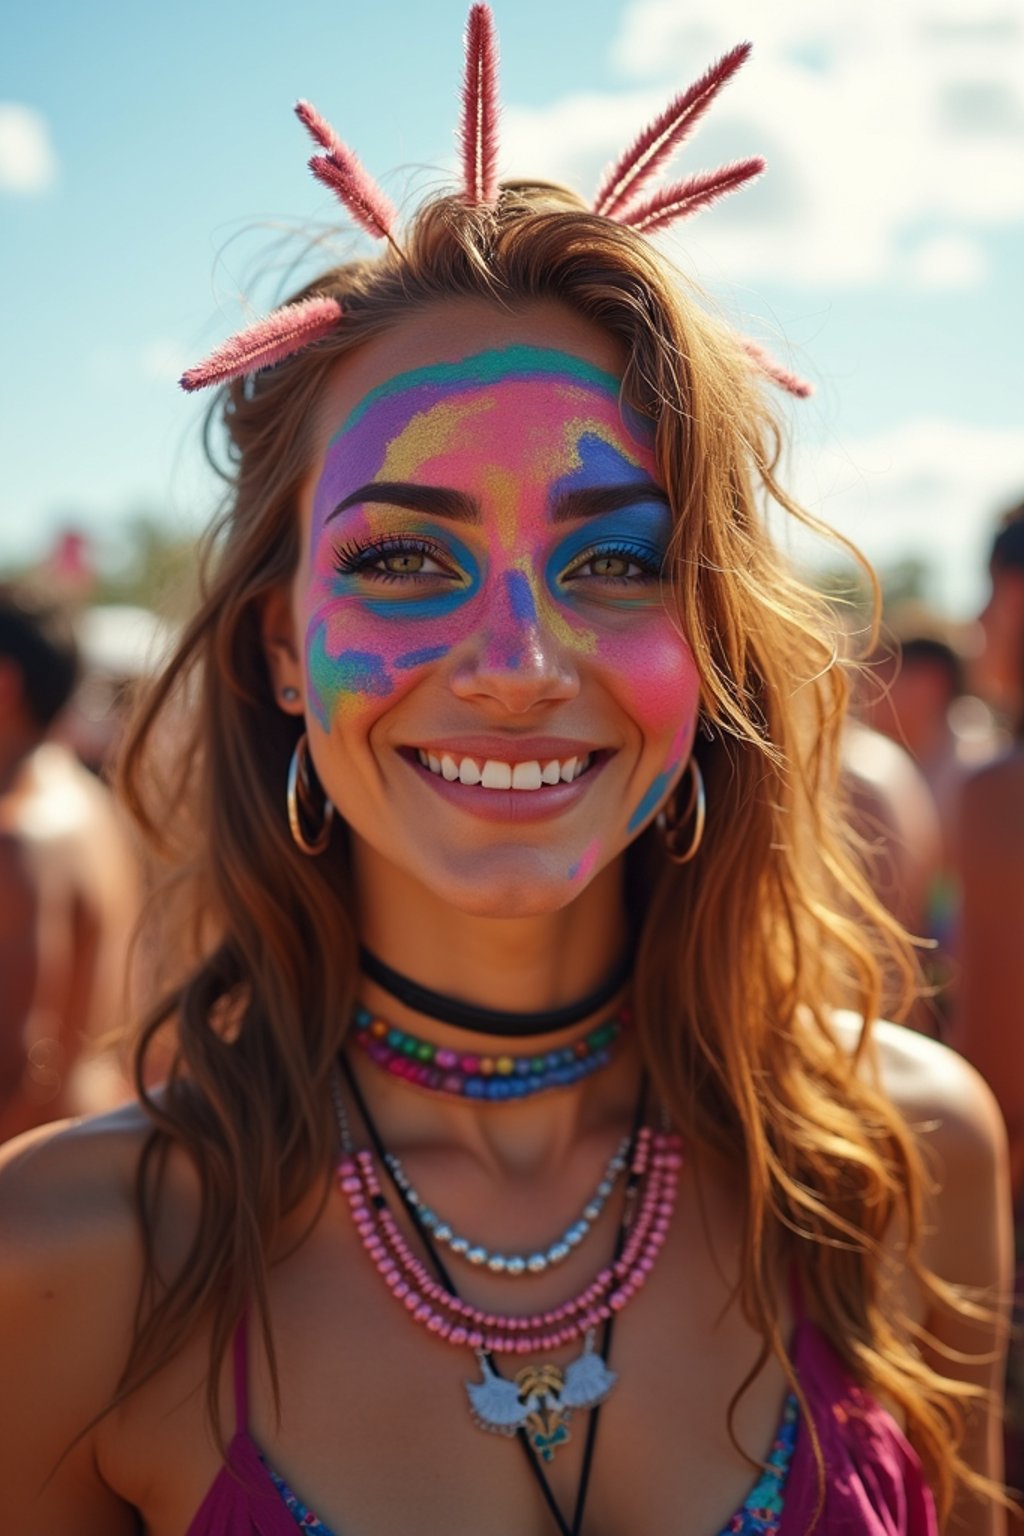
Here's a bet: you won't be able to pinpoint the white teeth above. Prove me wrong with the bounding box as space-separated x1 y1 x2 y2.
511 761 543 791
417 750 596 789
481 759 513 789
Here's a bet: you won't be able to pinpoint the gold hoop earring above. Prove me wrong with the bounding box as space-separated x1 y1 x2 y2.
658 758 706 864
286 733 335 856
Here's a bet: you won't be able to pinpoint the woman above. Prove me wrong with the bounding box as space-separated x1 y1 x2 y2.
0 11 1010 1534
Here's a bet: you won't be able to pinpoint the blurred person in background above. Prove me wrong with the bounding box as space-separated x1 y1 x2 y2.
953 501 1024 1508
64 603 180 779
855 614 1003 1038
0 584 138 1142
841 716 944 1036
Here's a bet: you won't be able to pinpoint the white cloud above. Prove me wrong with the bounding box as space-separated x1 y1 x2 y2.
904 234 989 289
0 104 57 194
777 419 1024 613
499 0 1024 287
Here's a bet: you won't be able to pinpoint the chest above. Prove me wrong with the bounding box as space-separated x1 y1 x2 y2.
110 1181 797 1536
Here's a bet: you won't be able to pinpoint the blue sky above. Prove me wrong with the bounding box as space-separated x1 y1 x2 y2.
3 0 1023 617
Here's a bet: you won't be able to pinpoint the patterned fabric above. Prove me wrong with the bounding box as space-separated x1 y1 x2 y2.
263 1460 331 1532
262 1393 801 1536
185 1311 937 1535
724 1394 800 1534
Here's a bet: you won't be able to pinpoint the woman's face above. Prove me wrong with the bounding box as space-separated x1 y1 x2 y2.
268 301 700 915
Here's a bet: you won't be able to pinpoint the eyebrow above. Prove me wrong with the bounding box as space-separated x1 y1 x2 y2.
326 480 671 525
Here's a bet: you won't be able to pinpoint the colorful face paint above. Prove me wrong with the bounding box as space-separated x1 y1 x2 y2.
305 345 677 712
627 718 696 834
298 338 700 887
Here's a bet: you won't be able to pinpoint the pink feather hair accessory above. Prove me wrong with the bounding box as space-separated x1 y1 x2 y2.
180 10 807 402
618 157 765 234
741 340 813 400
295 99 398 244
179 295 343 393
593 42 753 221
459 3 501 205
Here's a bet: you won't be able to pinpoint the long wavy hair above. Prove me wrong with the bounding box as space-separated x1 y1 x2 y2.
118 182 983 1519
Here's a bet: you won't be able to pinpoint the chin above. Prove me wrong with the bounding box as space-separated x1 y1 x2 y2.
416 847 589 918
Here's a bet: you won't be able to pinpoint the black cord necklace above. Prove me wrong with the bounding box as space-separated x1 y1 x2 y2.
357 943 633 1037
338 1054 647 1536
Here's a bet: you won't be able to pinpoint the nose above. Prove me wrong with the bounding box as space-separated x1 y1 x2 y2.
449 569 580 713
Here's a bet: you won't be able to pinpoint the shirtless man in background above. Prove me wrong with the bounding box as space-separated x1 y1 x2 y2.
0 585 138 1142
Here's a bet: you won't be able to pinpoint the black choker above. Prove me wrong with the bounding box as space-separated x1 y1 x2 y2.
357 944 632 1037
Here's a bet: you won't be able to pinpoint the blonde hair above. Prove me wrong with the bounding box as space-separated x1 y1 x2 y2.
119 182 978 1519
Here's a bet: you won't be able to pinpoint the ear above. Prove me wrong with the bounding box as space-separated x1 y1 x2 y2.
260 585 305 716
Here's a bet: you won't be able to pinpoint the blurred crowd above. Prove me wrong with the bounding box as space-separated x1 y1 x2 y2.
1 499 1023 1457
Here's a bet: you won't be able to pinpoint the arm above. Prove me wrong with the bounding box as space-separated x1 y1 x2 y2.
954 759 1024 1197
0 833 39 1130
0 1119 143 1535
873 1022 1013 1533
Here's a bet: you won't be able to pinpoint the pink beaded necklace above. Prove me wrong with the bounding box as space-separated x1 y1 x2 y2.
334 1060 682 1467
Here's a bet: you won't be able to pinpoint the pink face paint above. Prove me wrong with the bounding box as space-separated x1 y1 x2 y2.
568 837 602 884
302 343 700 854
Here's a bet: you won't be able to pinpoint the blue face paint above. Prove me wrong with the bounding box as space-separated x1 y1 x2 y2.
544 500 673 600
329 522 484 623
394 643 452 670
307 622 394 730
504 569 538 623
626 763 678 833
550 431 657 498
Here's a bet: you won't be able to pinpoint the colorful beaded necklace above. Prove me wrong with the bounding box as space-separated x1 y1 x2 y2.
334 1060 680 1465
349 1003 628 1101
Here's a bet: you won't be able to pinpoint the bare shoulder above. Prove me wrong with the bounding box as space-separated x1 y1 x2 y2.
833 1012 1010 1304
0 1101 197 1533
832 1010 1006 1165
0 1098 150 1258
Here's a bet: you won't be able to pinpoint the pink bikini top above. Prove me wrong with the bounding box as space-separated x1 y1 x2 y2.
183 1305 937 1536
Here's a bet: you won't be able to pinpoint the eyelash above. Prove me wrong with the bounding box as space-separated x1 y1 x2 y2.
562 541 663 585
330 535 662 587
332 535 457 584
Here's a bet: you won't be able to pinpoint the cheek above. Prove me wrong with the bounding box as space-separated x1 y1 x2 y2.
302 595 467 732
598 621 700 736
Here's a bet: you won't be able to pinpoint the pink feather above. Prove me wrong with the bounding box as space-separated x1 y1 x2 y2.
295 99 397 242
617 157 765 233
459 3 500 204
295 98 348 159
179 295 343 392
742 340 813 400
593 41 752 220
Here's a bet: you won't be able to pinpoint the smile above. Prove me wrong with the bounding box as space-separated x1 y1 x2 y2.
414 750 594 790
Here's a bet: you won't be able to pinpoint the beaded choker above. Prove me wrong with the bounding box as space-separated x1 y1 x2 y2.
358 942 633 1036
350 1004 628 1101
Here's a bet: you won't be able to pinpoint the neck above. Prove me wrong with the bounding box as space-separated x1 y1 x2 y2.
353 842 630 1019
348 842 640 1176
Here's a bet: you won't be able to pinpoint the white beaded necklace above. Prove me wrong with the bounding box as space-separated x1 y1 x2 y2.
382 1135 631 1275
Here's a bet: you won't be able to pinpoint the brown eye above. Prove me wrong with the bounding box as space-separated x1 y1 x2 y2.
383 551 427 574
591 554 632 578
